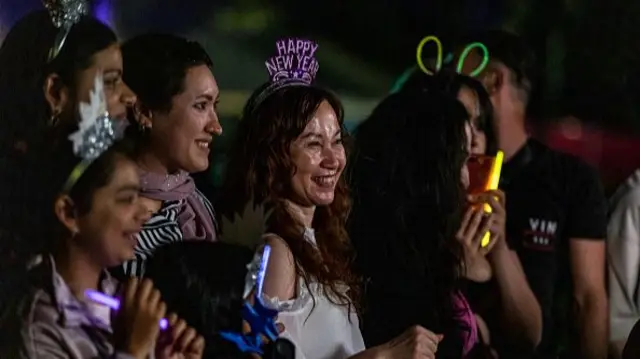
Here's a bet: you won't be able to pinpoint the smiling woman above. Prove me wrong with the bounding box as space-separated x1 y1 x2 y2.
0 10 135 268
119 33 221 277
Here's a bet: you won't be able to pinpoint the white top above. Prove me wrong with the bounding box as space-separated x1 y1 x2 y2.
263 228 365 359
609 169 640 341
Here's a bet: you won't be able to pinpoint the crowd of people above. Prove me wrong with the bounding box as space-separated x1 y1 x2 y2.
0 1 639 359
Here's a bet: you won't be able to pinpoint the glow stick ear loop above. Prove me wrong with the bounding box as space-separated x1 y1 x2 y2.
416 36 443 75
456 42 490 77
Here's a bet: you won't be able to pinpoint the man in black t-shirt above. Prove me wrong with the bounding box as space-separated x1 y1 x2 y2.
458 30 608 359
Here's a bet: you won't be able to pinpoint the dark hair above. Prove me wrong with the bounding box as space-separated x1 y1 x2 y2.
121 33 213 143
402 70 497 155
0 132 134 357
0 11 117 150
0 12 117 267
145 241 254 359
39 134 135 253
217 84 362 314
349 90 468 357
467 29 536 99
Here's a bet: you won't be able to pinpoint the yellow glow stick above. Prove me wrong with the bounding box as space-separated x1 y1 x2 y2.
416 35 443 75
481 150 504 247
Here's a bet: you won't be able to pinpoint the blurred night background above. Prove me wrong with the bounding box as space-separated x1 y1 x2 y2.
2 0 640 193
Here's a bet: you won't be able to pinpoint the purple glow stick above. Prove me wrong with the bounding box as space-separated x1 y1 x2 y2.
85 290 169 330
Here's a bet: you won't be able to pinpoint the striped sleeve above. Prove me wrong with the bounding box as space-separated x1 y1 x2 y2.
121 200 183 277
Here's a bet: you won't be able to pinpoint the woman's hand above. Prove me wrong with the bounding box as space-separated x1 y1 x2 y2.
456 206 494 282
155 314 205 359
112 278 167 359
469 190 507 252
352 326 443 359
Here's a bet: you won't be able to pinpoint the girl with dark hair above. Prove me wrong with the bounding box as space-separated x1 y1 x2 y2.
400 70 497 156
218 38 439 359
349 89 483 358
145 241 262 359
0 76 203 358
118 34 221 277
0 9 135 268
389 70 542 353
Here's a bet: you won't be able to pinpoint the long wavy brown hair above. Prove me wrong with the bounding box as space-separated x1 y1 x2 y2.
217 83 361 313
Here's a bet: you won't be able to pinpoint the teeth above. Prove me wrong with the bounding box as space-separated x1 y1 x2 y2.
197 141 209 148
313 176 335 185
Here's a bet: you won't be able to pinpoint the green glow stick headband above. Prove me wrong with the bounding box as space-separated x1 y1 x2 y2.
416 35 490 77
390 36 490 93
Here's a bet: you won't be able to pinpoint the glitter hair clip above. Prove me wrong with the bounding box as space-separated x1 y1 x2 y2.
389 35 490 93
220 245 280 354
42 0 89 61
62 73 127 192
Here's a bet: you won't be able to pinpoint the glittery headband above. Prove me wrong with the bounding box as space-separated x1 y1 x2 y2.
42 0 89 61
251 38 320 109
62 73 126 192
390 35 490 93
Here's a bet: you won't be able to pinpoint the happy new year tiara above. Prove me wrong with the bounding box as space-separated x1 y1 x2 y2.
42 0 89 61
251 38 320 108
62 73 127 192
390 35 490 93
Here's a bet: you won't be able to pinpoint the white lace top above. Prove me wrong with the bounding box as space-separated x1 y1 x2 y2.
263 228 365 359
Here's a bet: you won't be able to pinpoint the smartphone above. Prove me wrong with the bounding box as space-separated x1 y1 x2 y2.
467 150 504 247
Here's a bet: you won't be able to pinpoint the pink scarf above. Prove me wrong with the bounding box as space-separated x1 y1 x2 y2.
139 170 216 241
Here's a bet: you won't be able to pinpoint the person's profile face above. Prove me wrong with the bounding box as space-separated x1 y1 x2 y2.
457 86 487 155
74 44 136 122
147 64 222 173
73 155 149 267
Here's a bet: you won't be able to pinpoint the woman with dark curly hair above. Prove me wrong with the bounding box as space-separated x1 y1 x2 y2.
349 88 483 358
218 38 441 359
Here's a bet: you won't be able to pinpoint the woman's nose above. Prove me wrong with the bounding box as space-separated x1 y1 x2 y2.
121 83 137 107
207 111 223 136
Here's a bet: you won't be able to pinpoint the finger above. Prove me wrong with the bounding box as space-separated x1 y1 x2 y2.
176 328 197 352
482 233 499 254
136 278 154 303
123 277 138 310
416 334 438 356
474 214 494 247
172 319 188 341
410 326 440 346
457 208 475 237
276 322 285 334
156 302 167 323
487 195 505 216
488 189 506 206
187 335 205 354
465 209 485 241
166 313 179 327
148 288 162 309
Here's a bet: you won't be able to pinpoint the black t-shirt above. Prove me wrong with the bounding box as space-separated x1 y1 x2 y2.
495 139 607 358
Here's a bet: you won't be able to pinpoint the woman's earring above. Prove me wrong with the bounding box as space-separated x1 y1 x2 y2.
49 111 61 127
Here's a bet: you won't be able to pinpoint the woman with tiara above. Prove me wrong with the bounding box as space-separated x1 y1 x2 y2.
0 0 135 268
219 38 441 359
116 34 221 277
0 74 204 359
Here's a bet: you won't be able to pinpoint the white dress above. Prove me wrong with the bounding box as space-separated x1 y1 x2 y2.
263 228 365 359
